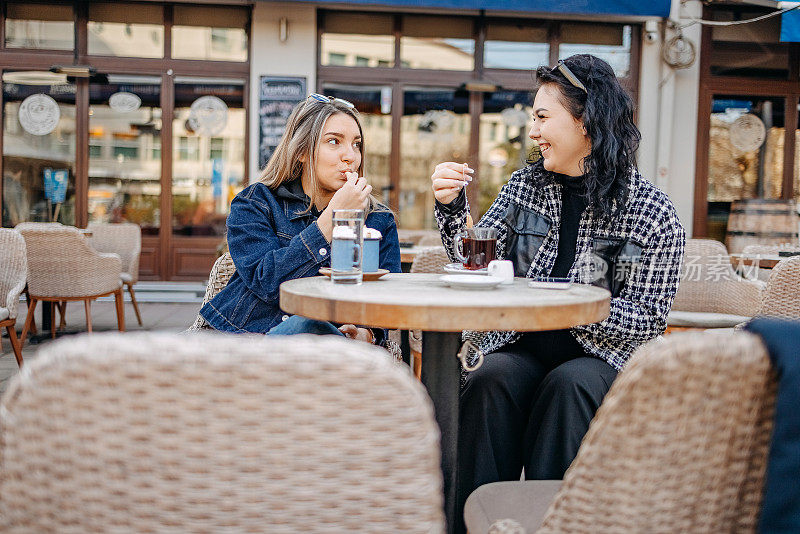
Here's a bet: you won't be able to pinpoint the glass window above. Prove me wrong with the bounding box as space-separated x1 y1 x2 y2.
559 23 631 78
88 75 162 235
322 84 393 206
4 3 74 50
172 6 248 62
172 78 246 236
706 95 785 242
321 12 395 67
478 91 535 216
709 7 788 79
484 22 549 70
399 87 470 229
3 71 76 226
400 15 474 71
88 3 164 58
209 137 224 160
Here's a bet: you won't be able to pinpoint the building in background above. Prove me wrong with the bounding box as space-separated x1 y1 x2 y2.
2 0 797 280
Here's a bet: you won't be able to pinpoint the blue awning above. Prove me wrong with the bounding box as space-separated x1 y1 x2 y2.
781 9 800 42
306 0 670 18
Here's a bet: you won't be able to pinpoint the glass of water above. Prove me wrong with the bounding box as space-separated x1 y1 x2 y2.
331 209 364 284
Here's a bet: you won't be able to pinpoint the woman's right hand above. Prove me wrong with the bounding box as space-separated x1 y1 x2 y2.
328 171 372 212
431 162 473 205
318 172 372 242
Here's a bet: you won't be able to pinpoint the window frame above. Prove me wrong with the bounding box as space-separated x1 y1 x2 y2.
317 9 641 215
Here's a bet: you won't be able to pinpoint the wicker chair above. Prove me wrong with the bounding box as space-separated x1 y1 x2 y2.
187 252 236 331
757 255 800 319
0 229 26 367
668 239 763 328
188 253 403 361
0 332 445 532
464 331 777 533
16 224 124 344
86 222 143 326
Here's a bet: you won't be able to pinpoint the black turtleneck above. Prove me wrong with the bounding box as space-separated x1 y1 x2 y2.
549 175 588 278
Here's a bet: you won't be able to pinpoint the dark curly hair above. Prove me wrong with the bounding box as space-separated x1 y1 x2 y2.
534 54 640 217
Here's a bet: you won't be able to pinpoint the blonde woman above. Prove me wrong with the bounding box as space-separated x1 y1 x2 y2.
200 94 400 343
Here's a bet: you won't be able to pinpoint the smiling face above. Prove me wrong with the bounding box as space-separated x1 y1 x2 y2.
528 83 591 177
302 112 363 205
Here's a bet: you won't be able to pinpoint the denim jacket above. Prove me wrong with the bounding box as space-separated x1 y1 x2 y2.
200 179 401 335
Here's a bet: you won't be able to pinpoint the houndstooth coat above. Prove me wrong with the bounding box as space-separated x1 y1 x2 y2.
435 160 685 371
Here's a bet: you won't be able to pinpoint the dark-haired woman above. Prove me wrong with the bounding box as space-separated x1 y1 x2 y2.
431 54 685 532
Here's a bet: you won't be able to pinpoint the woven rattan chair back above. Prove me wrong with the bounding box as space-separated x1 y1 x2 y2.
0 229 27 366
0 332 445 532
86 222 144 325
0 229 27 322
758 255 800 319
16 223 121 298
188 252 235 331
410 246 450 274
537 331 776 533
86 222 141 284
672 239 762 316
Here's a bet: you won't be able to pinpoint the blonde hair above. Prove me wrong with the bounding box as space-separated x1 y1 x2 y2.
259 97 384 213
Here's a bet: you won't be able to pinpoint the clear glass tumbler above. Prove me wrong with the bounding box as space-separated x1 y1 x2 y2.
331 209 364 284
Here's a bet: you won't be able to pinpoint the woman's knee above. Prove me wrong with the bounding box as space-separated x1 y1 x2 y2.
463 354 517 392
267 316 343 336
539 358 616 401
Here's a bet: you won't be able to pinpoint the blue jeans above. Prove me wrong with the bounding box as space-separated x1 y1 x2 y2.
266 315 344 337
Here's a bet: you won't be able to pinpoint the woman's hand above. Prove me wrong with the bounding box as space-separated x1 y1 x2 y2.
431 162 473 205
318 172 372 241
339 324 374 344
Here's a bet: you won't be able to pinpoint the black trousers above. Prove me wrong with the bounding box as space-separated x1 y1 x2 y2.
456 330 618 534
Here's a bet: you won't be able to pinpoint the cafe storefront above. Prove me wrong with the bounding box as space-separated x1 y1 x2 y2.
3 0 675 280
0 1 249 280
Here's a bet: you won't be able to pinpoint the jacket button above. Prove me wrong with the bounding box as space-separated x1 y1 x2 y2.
319 247 327 256
282 315 289 321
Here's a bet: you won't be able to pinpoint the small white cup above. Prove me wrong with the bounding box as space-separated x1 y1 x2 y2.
487 259 514 285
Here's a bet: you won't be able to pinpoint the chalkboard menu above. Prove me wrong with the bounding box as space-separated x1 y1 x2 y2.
258 76 307 169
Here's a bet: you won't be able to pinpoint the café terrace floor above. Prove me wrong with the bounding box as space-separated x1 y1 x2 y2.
0 287 204 395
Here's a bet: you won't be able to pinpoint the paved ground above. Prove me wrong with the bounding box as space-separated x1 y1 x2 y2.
0 300 200 395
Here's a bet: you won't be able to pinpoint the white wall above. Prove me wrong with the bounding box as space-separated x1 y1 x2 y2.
664 0 703 236
636 19 663 189
637 0 702 237
249 2 317 183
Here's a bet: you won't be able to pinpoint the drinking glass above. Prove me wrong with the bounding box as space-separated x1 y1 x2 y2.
454 227 498 270
331 209 364 284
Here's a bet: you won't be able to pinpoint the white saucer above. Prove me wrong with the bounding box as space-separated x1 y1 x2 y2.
440 274 504 290
443 263 488 275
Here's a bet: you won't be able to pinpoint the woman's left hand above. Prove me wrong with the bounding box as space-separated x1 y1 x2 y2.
339 324 374 343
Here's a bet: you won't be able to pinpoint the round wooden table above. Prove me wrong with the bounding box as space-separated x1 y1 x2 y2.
280 273 610 331
280 273 610 534
730 253 783 269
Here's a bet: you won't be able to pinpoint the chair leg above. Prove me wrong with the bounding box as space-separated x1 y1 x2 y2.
50 302 57 339
23 287 37 335
58 301 67 331
412 349 422 380
114 288 126 332
20 297 38 348
127 282 143 326
84 299 92 333
6 325 23 367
